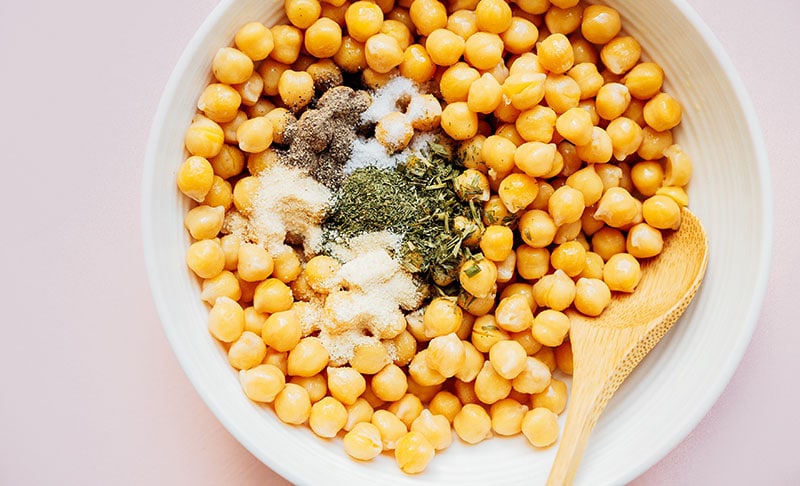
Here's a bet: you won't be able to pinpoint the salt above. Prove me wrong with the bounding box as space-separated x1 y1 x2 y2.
360 76 420 124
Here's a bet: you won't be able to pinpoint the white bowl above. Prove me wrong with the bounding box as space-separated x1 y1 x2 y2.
142 0 772 483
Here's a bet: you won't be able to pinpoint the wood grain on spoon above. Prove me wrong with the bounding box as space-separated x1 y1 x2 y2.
547 208 709 485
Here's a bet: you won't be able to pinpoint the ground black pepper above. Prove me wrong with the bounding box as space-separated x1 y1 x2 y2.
280 85 371 188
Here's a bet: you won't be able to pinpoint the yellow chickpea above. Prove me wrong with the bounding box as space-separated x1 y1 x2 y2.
254 278 294 315
490 398 529 436
387 393 425 428
278 69 315 111
568 62 604 100
186 238 226 279
274 382 312 425
601 36 642 75
365 33 405 74
662 144 693 187
410 409 453 451
624 62 664 100
555 107 593 146
474 0 512 33
350 340 391 375
591 226 625 261
343 422 383 460
514 140 556 177
234 22 275 61
521 407 559 447
475 360 513 404
425 28 466 66
631 160 665 196
606 116 644 161
548 185 585 226
200 270 241 305
515 105 557 143
550 240 587 277
423 296 463 338
409 0 447 36
468 72 504 114
463 31 505 70
212 47 255 85
479 224 514 262
503 71 546 111
441 101 479 141
333 36 368 73
532 269 576 311
327 366 367 405
626 222 664 258
372 363 409 401
236 116 274 154
544 73 581 114
343 398 374 432
239 363 285 403
501 16 538 54
642 194 682 230
644 92 683 132
440 62 481 103
575 126 613 163
531 377 568 414
261 309 302 353
470 314 508 353
603 252 642 292
455 340 486 382
453 403 492 444
394 431 436 474
344 1 383 41
270 24 304 64
304 17 343 58
287 337 330 377
197 84 241 124
538 33 574 74
512 356 551 394
518 209 557 249
580 4 621 44
176 155 214 202
498 172 539 213
638 125 674 160
596 82 631 121
429 391 462 423
573 277 612 316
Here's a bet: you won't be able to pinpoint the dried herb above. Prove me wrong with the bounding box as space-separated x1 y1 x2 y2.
322 142 484 295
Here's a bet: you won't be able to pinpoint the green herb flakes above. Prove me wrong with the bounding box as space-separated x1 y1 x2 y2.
322 143 483 294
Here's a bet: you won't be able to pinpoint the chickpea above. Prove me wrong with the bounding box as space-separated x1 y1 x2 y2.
468 73 504 114
441 101 479 140
425 28 466 66
501 17 539 54
521 407 559 447
532 269 576 312
642 194 682 230
601 36 642 75
603 252 642 292
538 33 574 74
518 209 557 249
459 257 498 299
453 403 493 444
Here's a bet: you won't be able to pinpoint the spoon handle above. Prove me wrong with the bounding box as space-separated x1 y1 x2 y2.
546 323 648 486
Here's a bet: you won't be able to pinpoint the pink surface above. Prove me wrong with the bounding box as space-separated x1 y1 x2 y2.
1 0 797 484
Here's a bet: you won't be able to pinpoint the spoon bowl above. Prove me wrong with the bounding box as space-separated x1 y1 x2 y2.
547 208 709 485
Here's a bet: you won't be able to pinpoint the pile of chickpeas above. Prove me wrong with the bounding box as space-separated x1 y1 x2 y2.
174 0 693 475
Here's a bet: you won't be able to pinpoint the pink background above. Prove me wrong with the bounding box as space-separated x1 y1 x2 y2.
1 0 797 484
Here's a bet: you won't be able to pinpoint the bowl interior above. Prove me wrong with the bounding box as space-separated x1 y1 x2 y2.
142 0 772 483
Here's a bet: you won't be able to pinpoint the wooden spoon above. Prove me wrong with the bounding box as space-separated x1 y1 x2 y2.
546 208 709 485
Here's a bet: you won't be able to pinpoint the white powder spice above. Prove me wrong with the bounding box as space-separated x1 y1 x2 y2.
249 163 332 256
